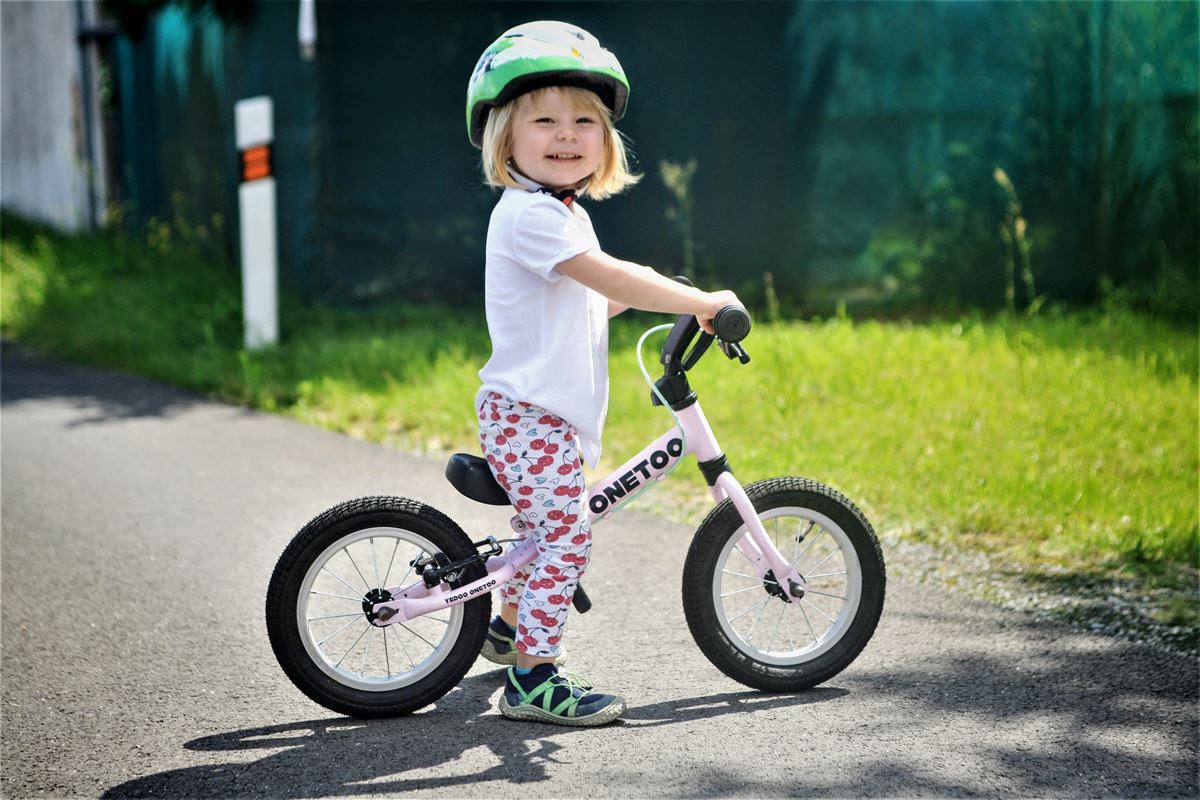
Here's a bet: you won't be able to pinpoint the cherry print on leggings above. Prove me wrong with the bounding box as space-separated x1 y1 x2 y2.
478 391 592 657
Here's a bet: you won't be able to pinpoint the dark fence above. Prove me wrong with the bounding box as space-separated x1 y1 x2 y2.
106 0 1198 315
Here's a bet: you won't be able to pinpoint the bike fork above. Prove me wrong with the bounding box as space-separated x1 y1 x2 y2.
711 473 809 601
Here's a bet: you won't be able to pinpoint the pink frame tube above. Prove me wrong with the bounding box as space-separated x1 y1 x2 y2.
371 399 807 624
584 427 686 521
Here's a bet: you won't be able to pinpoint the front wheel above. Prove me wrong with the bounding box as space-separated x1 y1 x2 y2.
683 477 885 691
266 496 490 717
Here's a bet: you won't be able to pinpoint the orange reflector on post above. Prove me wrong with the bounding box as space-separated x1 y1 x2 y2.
241 145 272 182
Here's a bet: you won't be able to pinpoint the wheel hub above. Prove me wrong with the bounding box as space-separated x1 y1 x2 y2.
762 570 806 602
763 569 789 602
362 587 394 623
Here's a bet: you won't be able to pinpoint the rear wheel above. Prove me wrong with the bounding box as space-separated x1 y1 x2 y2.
266 496 490 717
683 477 885 691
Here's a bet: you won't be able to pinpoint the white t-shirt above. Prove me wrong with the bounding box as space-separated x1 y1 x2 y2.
476 177 610 467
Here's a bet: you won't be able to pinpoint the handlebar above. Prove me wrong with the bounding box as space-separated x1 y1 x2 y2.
660 276 752 374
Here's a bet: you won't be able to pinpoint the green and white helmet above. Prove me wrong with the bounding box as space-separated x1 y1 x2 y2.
466 20 629 149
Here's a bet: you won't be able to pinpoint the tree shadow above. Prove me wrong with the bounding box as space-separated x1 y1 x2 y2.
99 673 847 798
1 339 232 426
848 605 1199 798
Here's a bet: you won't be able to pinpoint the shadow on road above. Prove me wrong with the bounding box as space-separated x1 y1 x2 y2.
99 671 846 798
96 605 1199 798
1 340 222 426
842 605 1199 798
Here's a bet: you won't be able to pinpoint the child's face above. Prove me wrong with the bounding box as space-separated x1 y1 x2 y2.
509 88 606 191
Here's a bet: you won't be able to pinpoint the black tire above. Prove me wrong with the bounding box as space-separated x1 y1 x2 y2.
265 496 490 718
682 477 885 692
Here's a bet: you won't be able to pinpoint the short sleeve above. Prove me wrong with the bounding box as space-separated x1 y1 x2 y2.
510 199 596 281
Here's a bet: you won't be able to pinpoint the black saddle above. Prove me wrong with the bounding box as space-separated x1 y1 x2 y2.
445 453 509 505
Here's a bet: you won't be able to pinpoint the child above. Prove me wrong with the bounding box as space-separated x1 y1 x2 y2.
467 20 742 726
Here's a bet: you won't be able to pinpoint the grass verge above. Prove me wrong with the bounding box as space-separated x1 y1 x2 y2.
3 212 1197 651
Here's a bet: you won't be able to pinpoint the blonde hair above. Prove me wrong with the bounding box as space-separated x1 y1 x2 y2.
481 86 640 200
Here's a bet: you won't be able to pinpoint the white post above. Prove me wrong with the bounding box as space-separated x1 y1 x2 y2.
234 96 278 350
298 0 317 61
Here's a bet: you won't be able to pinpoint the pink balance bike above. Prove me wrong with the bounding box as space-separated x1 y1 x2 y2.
266 297 886 718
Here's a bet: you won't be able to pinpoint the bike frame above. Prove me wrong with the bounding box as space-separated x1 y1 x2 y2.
368 399 809 625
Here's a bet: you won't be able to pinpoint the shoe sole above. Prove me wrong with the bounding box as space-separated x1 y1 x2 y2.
498 695 626 727
480 638 567 666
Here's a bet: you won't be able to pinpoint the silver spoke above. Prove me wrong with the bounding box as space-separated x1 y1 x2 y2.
382 539 401 587
808 548 840 573
360 626 373 676
309 589 364 603
389 550 421 594
782 605 799 652
335 625 371 667
722 569 775 584
383 623 391 677
342 547 372 591
790 519 804 564
396 622 439 650
802 597 836 623
807 570 847 579
317 617 361 647
726 596 772 624
799 600 819 644
805 588 847 601
721 584 769 599
307 612 364 622
370 537 381 587
744 597 772 642
388 624 417 669
320 566 367 599
766 603 785 653
790 526 825 567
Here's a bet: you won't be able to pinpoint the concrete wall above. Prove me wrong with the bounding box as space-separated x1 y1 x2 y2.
1 0 107 231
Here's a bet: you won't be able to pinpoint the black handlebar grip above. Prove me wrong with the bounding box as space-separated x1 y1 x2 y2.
713 306 752 343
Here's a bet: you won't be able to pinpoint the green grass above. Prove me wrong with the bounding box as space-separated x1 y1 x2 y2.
3 213 1197 595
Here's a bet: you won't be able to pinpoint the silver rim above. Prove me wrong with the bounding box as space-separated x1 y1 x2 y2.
296 527 463 692
712 507 862 666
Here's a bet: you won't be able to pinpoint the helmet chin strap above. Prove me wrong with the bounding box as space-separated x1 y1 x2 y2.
538 186 577 207
509 162 581 207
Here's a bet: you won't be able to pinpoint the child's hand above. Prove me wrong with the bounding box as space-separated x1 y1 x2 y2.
698 290 744 335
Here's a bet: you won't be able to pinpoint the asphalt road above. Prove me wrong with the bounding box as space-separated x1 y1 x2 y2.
2 342 1196 799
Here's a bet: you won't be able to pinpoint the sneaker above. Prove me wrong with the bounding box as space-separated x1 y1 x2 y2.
498 664 625 727
480 616 567 666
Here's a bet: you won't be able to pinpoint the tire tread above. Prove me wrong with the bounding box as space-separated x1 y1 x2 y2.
265 496 490 718
683 477 885 692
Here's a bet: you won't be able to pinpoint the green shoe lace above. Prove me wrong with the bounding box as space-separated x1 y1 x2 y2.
506 668 601 718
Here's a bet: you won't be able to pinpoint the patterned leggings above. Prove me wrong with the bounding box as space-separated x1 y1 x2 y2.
477 391 592 658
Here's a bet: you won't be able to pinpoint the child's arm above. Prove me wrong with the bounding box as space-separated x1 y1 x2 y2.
608 300 630 318
558 251 740 333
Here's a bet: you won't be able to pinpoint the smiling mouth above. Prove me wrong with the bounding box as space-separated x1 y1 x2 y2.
547 154 582 161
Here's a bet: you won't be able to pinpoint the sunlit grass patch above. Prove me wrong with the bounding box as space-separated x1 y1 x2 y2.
3 213 1196 587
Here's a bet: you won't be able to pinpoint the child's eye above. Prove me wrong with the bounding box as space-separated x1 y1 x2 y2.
535 117 555 124
576 117 596 125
